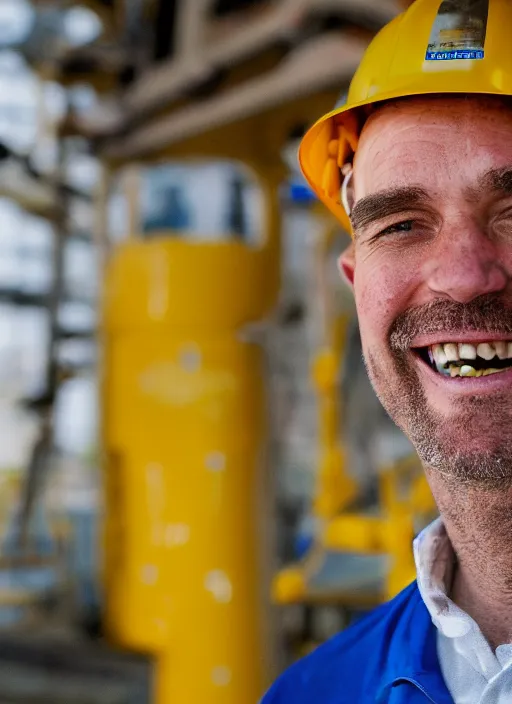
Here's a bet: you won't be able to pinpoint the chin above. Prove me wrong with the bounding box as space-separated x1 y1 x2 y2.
411 426 512 488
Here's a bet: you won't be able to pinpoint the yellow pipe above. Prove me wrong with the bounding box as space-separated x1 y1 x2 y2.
323 514 384 554
311 221 357 519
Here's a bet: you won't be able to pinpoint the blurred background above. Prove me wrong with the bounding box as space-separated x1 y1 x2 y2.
0 0 438 702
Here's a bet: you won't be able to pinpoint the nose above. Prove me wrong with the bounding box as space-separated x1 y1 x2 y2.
426 222 509 303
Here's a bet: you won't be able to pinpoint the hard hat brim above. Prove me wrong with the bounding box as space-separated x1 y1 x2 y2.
300 82 509 234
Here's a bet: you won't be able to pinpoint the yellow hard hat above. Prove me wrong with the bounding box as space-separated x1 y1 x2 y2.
299 0 512 233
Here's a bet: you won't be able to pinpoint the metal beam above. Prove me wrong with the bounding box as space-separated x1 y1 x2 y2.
100 32 366 163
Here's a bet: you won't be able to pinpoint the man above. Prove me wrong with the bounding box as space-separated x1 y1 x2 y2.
263 0 512 702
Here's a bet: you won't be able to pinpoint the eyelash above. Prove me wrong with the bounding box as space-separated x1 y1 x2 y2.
377 220 415 237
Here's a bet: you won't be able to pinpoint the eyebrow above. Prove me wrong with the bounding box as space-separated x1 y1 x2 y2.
476 166 512 198
350 186 431 236
350 167 512 237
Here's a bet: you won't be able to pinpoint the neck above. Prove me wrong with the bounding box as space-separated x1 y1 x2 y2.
426 469 512 649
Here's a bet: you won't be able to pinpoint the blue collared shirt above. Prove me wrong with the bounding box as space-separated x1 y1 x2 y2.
262 581 454 703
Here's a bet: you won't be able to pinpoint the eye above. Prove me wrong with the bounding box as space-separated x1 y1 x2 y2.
492 209 512 234
378 220 414 237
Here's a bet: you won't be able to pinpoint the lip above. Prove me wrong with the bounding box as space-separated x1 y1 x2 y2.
411 332 512 348
414 351 512 395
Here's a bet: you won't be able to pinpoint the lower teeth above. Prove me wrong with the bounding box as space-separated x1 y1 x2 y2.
446 364 506 378
429 351 512 377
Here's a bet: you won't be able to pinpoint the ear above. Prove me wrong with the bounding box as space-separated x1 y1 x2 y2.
338 242 355 288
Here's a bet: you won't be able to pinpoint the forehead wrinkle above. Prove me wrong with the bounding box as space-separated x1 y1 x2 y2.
350 186 431 237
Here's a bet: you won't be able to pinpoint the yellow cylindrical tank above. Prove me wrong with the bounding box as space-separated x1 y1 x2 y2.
101 233 279 702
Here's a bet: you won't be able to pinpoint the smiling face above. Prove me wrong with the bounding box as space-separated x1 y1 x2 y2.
345 96 512 486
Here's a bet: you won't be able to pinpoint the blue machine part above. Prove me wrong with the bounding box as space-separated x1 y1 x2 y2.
288 179 316 204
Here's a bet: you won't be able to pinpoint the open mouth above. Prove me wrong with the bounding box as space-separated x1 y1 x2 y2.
416 341 512 378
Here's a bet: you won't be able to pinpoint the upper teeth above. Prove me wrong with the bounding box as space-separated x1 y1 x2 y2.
431 341 512 366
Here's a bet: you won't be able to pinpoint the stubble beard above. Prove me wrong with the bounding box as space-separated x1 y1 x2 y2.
364 345 512 490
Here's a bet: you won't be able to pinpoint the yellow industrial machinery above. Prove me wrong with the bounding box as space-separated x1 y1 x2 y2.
323 456 434 599
274 464 435 612
91 20 363 694
101 161 282 703
273 220 437 611
309 219 357 521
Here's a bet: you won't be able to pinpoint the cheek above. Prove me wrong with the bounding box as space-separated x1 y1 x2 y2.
354 256 414 347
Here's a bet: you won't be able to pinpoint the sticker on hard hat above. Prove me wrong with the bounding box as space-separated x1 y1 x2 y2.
426 0 488 62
